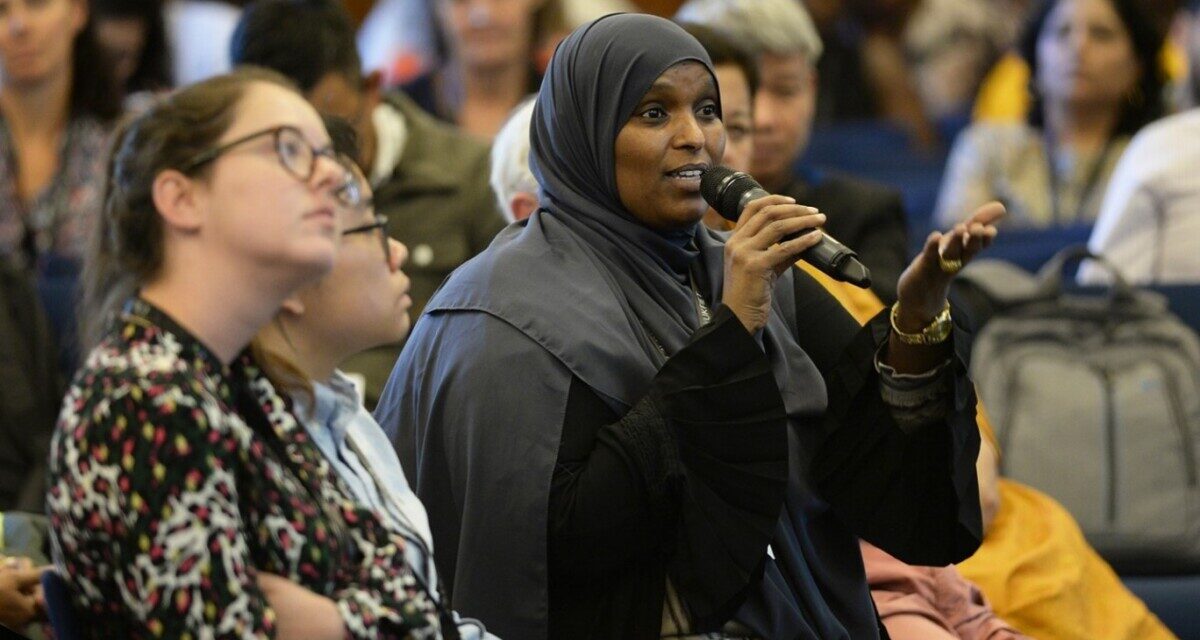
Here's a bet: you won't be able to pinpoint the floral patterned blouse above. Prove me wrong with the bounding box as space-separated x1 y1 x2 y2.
46 299 442 639
0 114 113 269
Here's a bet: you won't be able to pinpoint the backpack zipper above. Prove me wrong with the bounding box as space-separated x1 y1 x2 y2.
1093 365 1118 526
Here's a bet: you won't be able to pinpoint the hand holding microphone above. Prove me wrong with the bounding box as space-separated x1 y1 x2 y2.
704 169 828 333
701 166 871 287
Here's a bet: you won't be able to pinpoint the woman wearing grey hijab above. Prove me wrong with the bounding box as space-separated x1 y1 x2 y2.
377 13 1004 640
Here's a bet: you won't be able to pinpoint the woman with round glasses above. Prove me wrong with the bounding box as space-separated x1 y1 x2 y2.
46 68 444 639
249 117 496 639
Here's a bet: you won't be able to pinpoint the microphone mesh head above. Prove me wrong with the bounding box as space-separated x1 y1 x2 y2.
700 165 736 208
700 166 759 222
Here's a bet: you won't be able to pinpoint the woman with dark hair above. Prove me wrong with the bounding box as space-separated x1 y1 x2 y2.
48 67 444 639
0 0 122 269
380 12 1005 639
92 0 173 99
403 0 564 139
935 0 1166 228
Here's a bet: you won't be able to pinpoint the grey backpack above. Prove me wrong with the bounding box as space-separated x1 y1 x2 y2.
966 246 1200 574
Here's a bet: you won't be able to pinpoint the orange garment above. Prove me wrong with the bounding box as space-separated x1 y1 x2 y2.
803 264 1175 640
956 479 1175 640
796 261 886 324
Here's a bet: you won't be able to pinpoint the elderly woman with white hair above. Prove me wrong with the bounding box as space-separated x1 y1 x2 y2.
489 96 540 224
675 0 910 305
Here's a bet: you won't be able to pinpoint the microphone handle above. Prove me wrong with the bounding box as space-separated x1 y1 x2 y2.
732 189 871 287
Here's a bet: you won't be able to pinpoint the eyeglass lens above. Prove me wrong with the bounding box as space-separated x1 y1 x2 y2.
274 128 359 209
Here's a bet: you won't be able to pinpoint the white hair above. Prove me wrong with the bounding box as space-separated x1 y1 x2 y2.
489 96 540 224
675 0 823 62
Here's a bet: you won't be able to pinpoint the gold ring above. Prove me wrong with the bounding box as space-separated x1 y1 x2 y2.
938 253 963 274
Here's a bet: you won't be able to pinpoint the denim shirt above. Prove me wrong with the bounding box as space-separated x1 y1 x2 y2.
296 370 495 639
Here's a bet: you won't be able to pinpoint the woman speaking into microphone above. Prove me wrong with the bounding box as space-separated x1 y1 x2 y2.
377 13 1004 640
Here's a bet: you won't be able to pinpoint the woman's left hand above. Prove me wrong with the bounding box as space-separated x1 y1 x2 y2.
894 201 1005 331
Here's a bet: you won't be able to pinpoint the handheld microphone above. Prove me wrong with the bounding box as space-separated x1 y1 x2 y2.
700 166 871 288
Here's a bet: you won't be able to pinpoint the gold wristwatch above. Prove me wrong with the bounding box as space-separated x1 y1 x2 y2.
890 301 952 346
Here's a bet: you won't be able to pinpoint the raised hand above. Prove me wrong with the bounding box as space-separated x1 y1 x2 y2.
894 201 1005 331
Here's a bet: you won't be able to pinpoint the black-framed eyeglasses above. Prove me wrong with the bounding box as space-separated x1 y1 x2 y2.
342 214 391 266
179 125 362 209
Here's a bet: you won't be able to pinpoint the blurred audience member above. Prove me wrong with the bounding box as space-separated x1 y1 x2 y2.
163 0 239 85
904 0 1007 124
0 261 61 513
358 0 631 89
489 96 538 223
1179 0 1200 108
357 0 439 87
232 0 506 406
405 0 564 139
992 0 1041 48
677 0 909 304
974 1 1185 122
1080 0 1200 284
93 0 172 104
937 0 1166 228
803 0 945 146
0 0 121 269
803 0 877 123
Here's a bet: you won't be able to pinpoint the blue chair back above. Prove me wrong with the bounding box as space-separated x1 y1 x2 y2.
1150 285 1200 337
1123 574 1200 640
40 570 83 640
798 121 949 236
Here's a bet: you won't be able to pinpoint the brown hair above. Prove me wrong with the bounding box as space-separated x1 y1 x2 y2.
80 66 298 350
250 326 314 403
